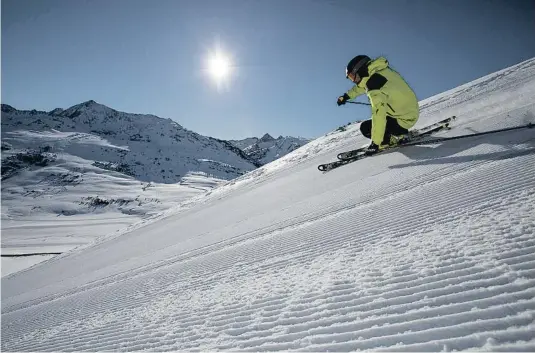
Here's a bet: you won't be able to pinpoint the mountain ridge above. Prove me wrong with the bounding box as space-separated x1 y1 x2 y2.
229 132 310 166
2 100 261 184
1 100 310 181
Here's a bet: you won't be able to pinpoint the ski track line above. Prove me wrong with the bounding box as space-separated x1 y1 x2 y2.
376 335 535 352
6 283 535 352
306 311 535 351
8 172 532 314
3 147 535 350
10 266 532 342
9 123 527 307
4 138 532 315
4 229 535 347
2 150 532 314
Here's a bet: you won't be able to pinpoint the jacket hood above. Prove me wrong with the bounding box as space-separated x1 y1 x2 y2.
357 57 389 88
368 57 389 75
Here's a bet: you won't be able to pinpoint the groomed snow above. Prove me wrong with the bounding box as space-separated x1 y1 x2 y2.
2 58 535 351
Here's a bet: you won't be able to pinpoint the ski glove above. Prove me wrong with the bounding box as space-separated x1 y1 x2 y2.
337 93 350 106
365 142 380 155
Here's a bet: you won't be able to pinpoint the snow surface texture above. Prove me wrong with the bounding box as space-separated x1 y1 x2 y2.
2 58 535 351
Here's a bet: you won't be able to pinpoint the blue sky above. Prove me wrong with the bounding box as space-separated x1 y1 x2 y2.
2 0 534 140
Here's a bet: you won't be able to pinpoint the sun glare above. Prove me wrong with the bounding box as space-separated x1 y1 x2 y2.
203 42 235 92
209 54 231 80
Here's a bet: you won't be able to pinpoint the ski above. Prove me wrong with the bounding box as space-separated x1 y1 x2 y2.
318 120 534 172
408 115 457 138
335 116 456 161
317 157 358 172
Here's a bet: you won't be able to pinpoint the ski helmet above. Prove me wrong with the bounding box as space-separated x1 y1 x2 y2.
346 55 371 79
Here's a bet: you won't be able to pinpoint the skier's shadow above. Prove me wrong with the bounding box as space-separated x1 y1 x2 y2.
388 127 535 169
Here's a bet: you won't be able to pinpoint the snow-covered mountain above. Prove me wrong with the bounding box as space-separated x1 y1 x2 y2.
0 127 226 269
1 100 260 184
2 57 535 351
0 101 260 264
229 133 310 165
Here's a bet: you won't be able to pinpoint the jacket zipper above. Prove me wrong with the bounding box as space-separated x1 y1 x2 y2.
387 103 396 113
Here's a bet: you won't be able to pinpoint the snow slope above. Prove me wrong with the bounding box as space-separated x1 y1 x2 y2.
2 57 535 351
0 131 226 276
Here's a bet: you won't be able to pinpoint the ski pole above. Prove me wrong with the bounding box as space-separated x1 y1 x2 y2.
347 101 371 106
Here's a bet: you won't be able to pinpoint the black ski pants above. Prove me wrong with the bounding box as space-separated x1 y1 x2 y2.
359 116 409 145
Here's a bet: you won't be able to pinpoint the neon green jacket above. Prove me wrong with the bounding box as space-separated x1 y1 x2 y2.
346 57 419 145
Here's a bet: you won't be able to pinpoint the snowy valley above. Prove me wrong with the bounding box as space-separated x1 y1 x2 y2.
1 102 308 275
2 57 535 351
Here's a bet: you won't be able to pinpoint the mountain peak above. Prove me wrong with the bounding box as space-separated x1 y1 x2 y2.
62 100 113 118
69 100 109 110
260 133 275 142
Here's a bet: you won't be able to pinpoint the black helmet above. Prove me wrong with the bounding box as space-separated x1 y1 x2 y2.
346 55 371 79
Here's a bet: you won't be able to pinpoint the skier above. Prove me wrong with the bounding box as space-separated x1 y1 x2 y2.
337 55 420 154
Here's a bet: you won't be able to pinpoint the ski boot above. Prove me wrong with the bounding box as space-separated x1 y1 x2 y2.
387 134 410 147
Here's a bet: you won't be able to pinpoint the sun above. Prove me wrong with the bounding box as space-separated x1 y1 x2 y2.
208 54 231 81
203 42 235 91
